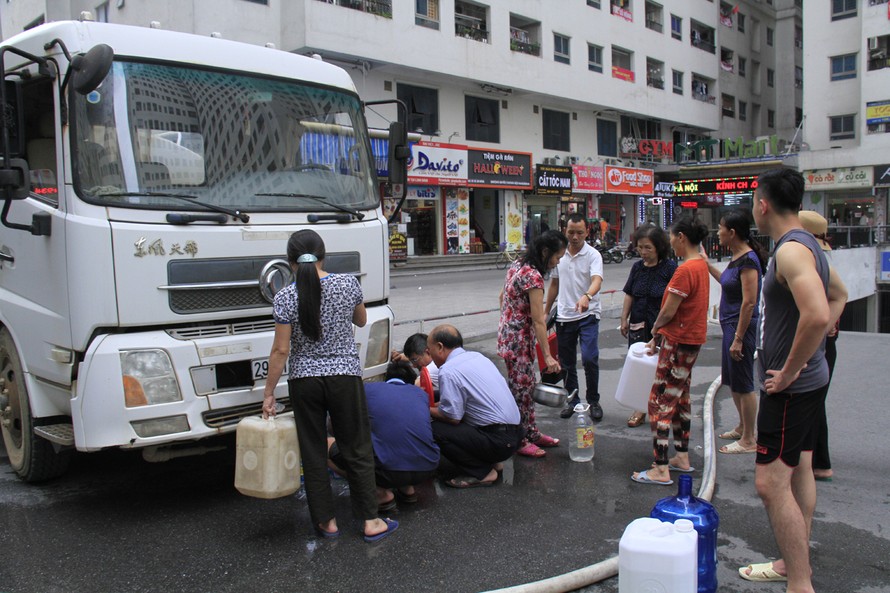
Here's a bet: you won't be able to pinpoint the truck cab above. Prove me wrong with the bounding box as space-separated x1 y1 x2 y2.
0 20 405 481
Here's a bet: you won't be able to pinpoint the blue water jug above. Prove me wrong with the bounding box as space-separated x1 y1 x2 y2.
650 474 719 593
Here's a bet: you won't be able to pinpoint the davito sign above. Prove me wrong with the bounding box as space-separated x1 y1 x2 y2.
468 149 533 189
408 142 468 186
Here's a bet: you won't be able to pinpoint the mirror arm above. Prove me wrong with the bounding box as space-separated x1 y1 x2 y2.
43 39 74 93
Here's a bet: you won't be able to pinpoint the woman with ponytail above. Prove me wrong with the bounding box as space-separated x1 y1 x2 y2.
261 229 398 542
704 209 768 454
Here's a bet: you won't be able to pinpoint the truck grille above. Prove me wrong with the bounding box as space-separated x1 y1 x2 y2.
203 400 292 429
166 319 277 340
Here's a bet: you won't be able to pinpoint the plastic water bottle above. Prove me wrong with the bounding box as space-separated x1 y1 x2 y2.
650 474 719 593
569 403 595 462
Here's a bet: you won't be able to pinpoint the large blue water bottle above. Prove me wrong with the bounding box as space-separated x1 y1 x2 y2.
650 474 719 593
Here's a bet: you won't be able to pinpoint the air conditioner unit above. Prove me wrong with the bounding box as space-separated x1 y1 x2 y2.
543 157 557 165
868 37 879 50
569 156 579 165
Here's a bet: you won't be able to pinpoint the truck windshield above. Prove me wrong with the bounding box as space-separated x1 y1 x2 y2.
71 61 378 212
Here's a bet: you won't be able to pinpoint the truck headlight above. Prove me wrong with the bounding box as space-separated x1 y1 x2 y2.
364 318 390 368
121 350 182 407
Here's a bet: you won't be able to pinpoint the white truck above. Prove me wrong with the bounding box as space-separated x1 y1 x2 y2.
0 19 407 481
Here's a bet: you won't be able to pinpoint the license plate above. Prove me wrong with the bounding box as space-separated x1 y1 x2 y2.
252 357 288 381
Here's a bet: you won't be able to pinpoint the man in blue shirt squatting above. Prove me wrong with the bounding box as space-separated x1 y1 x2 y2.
427 324 524 488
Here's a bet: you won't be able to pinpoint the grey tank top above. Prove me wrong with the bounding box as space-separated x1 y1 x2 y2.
757 229 830 393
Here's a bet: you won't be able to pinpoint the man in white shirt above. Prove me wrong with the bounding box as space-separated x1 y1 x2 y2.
545 214 605 420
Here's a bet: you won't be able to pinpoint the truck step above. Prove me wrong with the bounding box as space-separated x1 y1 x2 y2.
34 424 75 446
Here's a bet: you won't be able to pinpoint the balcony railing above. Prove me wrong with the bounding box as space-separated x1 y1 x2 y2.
510 39 541 56
692 93 716 104
319 0 392 18
645 19 663 33
691 36 716 54
647 77 664 89
868 57 890 71
455 23 489 42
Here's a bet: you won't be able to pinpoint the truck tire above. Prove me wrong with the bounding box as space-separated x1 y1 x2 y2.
0 329 72 482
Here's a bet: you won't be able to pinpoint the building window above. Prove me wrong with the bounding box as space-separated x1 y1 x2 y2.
720 47 734 73
766 27 774 46
94 2 109 21
588 44 604 73
670 14 682 40
739 101 747 122
829 114 855 140
645 1 663 33
597 118 618 156
795 26 803 48
612 46 634 81
543 109 570 151
831 0 856 21
242 0 268 3
455 1 490 43
690 21 715 53
868 36 890 71
692 75 715 103
722 94 735 118
738 56 747 77
465 96 499 143
510 14 542 56
416 0 440 29
587 0 601 7
646 58 664 89
795 108 803 128
672 69 683 94
767 68 774 87
554 33 571 64
830 54 857 81
737 12 745 33
611 0 633 21
398 83 439 135
767 109 775 128
795 66 803 88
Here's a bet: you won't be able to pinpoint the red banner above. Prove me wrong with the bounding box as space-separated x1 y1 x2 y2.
604 166 654 195
572 165 605 193
612 66 635 82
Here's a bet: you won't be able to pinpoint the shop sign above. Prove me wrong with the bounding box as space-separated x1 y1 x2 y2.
604 165 654 195
407 142 468 186
673 176 758 197
678 195 723 208
654 181 675 198
676 134 783 163
572 165 605 193
407 186 441 200
467 149 532 189
444 188 471 254
804 167 873 191
611 4 633 21
875 164 890 187
619 138 674 159
388 230 407 262
612 66 635 82
535 164 573 196
866 100 890 125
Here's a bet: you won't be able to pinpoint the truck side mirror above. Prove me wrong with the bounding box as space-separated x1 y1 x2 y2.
387 121 408 198
71 44 114 95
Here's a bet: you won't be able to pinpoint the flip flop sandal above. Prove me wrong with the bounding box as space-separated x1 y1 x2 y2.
627 412 646 427
719 429 742 440
314 524 340 539
738 562 787 582
395 489 419 504
363 518 399 543
668 464 696 472
445 476 497 489
378 498 397 513
535 434 560 447
720 441 757 454
517 442 547 458
631 469 673 486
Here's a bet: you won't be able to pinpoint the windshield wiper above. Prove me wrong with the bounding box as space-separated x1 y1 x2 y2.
255 193 365 221
96 191 250 223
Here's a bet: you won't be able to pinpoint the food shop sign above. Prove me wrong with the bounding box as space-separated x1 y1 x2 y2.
467 149 532 189
604 166 654 195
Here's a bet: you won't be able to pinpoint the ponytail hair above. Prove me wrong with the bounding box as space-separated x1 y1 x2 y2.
286 229 326 341
521 229 568 276
670 214 709 246
721 209 769 273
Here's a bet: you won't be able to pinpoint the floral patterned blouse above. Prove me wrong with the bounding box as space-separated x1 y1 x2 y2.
497 260 544 362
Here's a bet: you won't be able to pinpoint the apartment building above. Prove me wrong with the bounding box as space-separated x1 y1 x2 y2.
2 0 801 254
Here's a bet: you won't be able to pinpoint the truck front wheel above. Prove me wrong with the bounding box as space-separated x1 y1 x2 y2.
0 329 71 482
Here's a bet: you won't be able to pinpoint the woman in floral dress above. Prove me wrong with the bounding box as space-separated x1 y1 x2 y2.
498 230 568 458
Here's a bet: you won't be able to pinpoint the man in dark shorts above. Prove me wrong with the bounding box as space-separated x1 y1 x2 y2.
738 169 847 591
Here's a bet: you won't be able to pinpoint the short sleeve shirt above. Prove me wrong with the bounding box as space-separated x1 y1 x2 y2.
437 348 521 427
551 242 604 320
659 258 710 345
623 258 678 328
497 261 544 361
272 273 363 378
719 251 762 324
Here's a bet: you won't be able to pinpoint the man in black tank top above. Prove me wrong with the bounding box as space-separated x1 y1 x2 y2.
738 169 847 591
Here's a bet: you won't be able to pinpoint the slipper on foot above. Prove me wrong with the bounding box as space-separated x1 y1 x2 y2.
720 441 757 454
536 434 560 447
363 518 399 543
627 412 646 427
738 562 787 582
517 442 546 458
814 473 833 482
395 489 418 504
445 475 497 489
668 464 696 472
378 498 397 513
718 429 742 440
314 525 340 539
631 470 673 486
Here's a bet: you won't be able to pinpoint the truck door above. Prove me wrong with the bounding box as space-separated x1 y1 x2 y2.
0 78 74 397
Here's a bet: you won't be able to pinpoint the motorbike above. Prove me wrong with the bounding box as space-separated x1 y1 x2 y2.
593 240 624 264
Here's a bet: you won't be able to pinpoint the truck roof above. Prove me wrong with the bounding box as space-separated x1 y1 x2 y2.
2 20 358 94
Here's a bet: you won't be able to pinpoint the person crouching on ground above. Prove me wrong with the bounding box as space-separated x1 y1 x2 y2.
497 230 568 458
428 324 524 488
392 333 439 406
632 215 710 486
328 360 439 512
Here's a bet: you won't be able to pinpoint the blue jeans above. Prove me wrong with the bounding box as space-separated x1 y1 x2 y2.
555 315 600 405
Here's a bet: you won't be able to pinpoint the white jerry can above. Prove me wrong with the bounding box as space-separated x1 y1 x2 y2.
234 413 301 499
614 341 660 411
619 517 698 593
